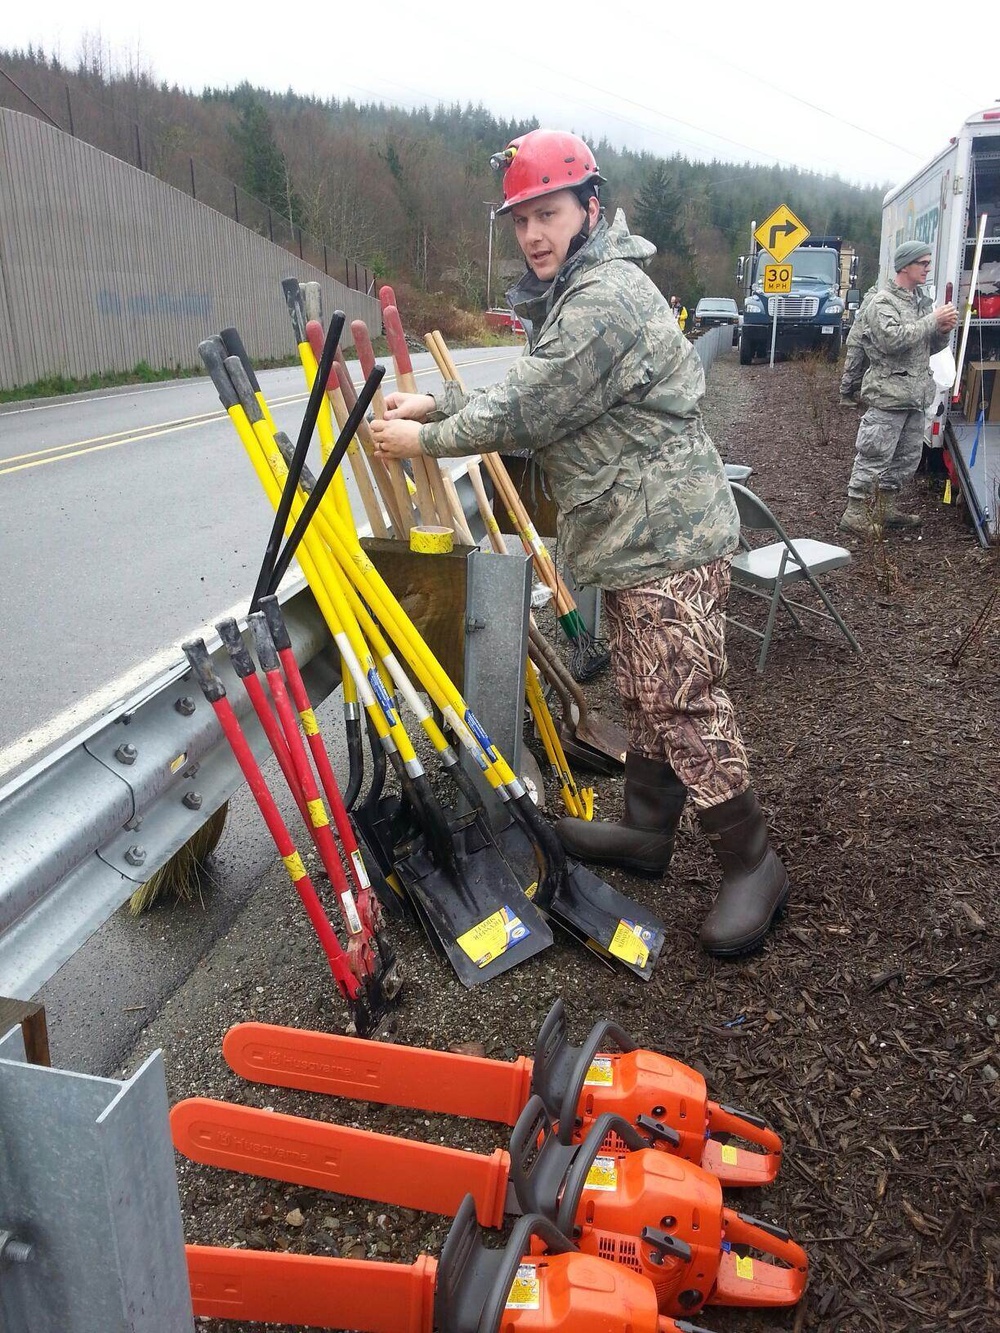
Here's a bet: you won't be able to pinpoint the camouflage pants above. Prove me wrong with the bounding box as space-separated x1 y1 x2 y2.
847 407 925 497
604 558 750 810
839 344 869 398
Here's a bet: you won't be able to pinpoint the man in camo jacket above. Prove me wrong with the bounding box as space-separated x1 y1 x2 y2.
371 129 789 958
839 242 957 534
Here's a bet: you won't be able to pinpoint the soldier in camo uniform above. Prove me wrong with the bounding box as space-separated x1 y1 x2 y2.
371 129 789 957
839 242 957 534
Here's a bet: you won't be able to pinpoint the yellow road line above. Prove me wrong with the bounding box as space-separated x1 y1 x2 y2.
0 352 515 479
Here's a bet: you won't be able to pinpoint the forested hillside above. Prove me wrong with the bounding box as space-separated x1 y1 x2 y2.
1 47 885 307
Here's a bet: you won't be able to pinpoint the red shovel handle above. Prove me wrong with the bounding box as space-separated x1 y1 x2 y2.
305 319 339 390
382 304 414 378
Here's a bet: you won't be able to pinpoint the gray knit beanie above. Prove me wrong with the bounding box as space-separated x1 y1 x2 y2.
894 240 932 271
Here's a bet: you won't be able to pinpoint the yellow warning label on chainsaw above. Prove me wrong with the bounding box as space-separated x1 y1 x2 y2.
457 907 530 968
506 1263 540 1310
300 708 319 735
735 1255 755 1280
721 1145 739 1166
306 799 329 827
585 1153 619 1191
584 1056 614 1087
282 852 307 881
608 920 651 969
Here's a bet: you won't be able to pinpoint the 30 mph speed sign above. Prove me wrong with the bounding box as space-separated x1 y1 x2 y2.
763 263 793 294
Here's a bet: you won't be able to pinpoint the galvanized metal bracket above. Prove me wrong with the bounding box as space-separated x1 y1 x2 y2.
460 545 532 821
0 1025 193 1332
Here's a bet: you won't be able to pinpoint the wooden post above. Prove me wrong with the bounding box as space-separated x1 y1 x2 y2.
0 997 51 1066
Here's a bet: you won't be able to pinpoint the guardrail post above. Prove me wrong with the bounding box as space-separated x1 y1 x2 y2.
460 545 532 820
0 1026 193 1331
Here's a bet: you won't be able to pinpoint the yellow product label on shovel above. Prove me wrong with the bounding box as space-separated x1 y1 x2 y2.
457 907 530 968
608 919 651 969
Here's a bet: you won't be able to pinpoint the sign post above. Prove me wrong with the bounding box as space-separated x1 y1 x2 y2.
763 262 794 369
754 206 810 369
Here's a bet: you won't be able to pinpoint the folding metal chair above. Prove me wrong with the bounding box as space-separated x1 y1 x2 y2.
727 483 861 673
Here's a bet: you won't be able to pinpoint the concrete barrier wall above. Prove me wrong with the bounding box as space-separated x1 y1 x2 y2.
0 109 381 390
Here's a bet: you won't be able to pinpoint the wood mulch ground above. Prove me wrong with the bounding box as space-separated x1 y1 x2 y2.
134 347 998 1333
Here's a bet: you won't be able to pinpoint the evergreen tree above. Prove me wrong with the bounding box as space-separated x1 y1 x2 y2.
230 85 300 223
633 163 689 260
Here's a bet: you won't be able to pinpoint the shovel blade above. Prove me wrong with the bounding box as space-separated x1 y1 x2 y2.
546 859 665 983
487 810 665 982
393 816 553 988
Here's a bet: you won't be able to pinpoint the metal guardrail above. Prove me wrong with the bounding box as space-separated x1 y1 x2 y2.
690 322 732 375
0 581 337 1001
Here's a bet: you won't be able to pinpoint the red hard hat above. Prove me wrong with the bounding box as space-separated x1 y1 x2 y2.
492 129 604 215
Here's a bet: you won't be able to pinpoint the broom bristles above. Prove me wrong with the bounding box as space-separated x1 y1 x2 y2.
129 803 229 914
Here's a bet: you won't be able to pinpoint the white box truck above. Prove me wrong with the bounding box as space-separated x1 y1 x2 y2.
881 106 1000 544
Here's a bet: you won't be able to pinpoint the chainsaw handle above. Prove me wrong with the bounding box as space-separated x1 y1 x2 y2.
435 1194 575 1333
555 1110 647 1234
557 1016 639 1143
479 1210 577 1333
723 1209 809 1273
708 1102 783 1159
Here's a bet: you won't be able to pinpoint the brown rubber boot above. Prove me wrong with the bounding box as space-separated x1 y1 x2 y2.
696 789 789 957
838 497 875 535
880 492 922 529
555 751 687 877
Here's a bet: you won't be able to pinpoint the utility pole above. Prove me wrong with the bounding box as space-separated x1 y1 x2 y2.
484 203 496 309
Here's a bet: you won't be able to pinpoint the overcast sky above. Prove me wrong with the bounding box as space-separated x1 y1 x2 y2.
6 1 997 188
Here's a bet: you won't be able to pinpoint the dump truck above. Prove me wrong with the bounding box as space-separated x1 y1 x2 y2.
737 234 858 364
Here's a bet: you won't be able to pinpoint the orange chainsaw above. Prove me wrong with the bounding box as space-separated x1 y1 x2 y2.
187 1193 720 1331
172 1091 807 1318
221 999 783 1187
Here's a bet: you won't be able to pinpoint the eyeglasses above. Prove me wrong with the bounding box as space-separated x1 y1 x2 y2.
912 260 932 268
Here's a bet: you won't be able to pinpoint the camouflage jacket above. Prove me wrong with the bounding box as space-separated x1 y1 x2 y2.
419 212 738 590
858 282 950 411
844 284 879 353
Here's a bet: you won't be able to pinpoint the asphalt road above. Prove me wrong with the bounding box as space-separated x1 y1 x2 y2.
0 344 519 1075
0 347 519 772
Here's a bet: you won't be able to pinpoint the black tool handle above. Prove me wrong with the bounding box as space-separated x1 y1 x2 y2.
220 327 261 394
224 355 266 424
182 638 225 703
215 618 255 678
281 278 307 345
248 612 280 674
259 595 292 652
250 310 346 612
265 362 385 596
198 337 239 411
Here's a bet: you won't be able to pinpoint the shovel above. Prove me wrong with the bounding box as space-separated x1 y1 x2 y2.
527 620 627 775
